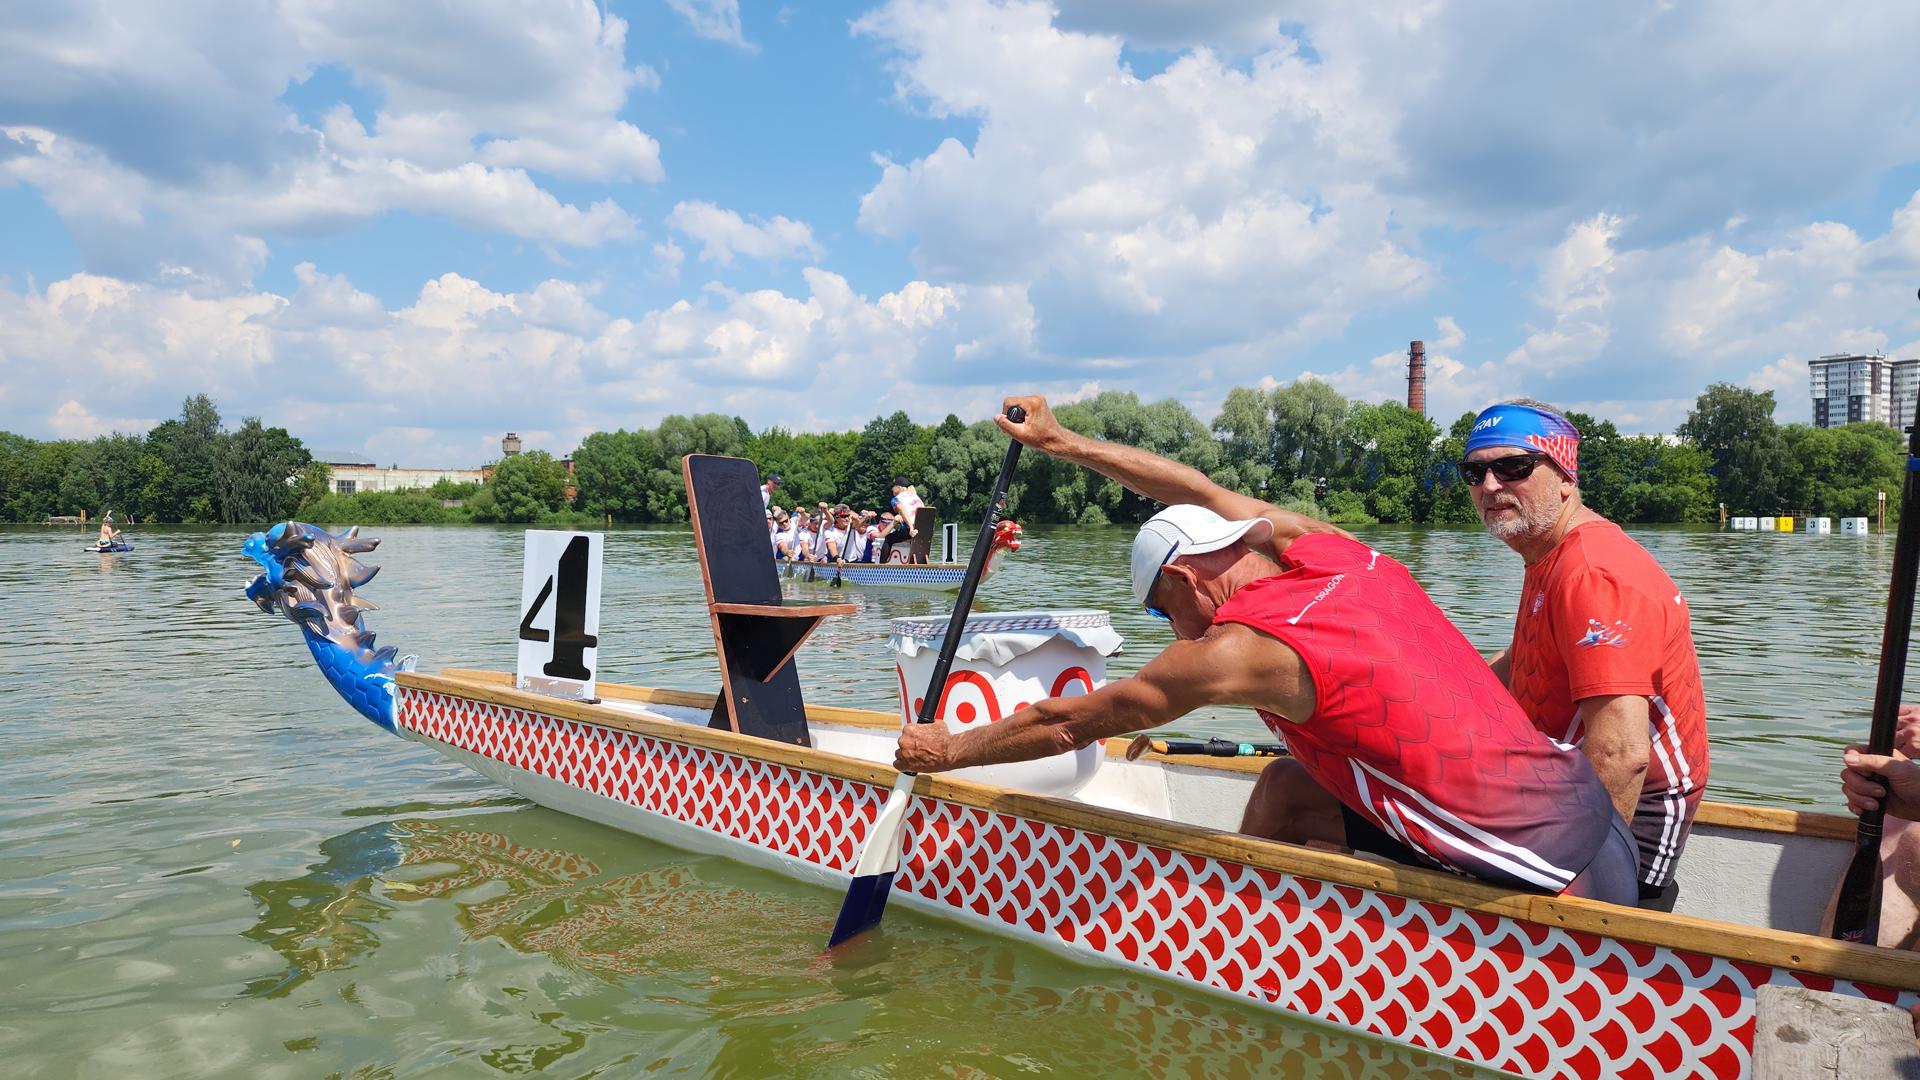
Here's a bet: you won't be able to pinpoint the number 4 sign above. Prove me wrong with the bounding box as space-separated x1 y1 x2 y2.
517 531 603 700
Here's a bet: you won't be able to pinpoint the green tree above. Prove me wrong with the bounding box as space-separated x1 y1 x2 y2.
1344 402 1439 522
927 418 1026 523
1563 412 1628 521
292 462 333 512
1427 412 1483 525
216 418 311 523
1781 422 1902 517
1270 379 1351 487
0 432 36 520
145 394 227 522
1677 383 1783 514
483 451 569 523
646 414 746 521
846 410 923 508
570 429 659 521
1210 386 1276 498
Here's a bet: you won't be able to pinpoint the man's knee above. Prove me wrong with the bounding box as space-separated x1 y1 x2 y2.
1240 758 1342 845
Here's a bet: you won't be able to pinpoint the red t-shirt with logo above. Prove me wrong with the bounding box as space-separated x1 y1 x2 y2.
1506 519 1710 887
1213 533 1616 894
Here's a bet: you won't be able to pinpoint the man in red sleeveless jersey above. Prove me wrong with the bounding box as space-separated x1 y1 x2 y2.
1463 400 1709 910
894 395 1638 903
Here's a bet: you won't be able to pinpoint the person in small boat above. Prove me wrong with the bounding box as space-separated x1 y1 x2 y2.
96 513 121 550
1462 400 1709 911
845 510 879 563
816 505 850 562
877 511 907 562
894 394 1639 904
775 510 805 561
789 510 816 561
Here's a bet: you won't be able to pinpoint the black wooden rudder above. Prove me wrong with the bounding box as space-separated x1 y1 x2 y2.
683 454 853 745
907 507 936 563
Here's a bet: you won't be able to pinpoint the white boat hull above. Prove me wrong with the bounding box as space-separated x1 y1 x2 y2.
394 672 1920 1080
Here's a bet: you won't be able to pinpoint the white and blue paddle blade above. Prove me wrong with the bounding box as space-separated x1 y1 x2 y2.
827 772 916 948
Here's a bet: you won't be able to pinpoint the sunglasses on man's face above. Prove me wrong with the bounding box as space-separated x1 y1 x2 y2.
1144 546 1180 620
1458 452 1551 486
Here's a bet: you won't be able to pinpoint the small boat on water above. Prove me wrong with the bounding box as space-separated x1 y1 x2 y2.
241 455 1920 1080
86 542 132 553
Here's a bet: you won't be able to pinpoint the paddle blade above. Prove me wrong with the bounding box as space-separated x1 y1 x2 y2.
827 772 915 949
1831 828 1885 943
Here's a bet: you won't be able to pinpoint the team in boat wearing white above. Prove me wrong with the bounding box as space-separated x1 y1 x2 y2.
765 474 930 565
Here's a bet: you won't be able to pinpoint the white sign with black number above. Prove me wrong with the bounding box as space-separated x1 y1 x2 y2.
517 530 603 700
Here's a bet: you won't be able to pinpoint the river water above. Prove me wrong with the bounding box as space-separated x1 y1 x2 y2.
1 520 1904 1077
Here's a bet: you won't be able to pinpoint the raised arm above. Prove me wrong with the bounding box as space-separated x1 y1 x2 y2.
997 394 1348 553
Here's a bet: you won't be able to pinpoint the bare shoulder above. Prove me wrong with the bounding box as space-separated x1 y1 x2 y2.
1151 622 1314 718
1255 508 1355 561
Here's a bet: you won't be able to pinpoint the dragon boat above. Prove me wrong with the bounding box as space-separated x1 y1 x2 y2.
777 514 1023 592
242 454 1920 1079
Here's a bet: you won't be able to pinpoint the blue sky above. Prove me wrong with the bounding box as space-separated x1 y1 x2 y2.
3 1 1919 467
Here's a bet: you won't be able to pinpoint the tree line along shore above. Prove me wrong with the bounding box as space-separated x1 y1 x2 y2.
1 383 1906 529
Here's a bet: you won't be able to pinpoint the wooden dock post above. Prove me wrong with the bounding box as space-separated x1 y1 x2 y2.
1752 984 1919 1078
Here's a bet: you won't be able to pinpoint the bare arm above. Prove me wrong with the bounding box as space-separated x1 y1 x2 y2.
997 395 1349 553
1487 648 1511 686
895 624 1315 772
1577 694 1651 822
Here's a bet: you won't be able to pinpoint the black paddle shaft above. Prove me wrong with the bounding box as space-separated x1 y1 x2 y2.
1832 391 1920 942
911 405 1025 728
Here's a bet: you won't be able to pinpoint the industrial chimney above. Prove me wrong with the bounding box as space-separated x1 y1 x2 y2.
1407 340 1427 416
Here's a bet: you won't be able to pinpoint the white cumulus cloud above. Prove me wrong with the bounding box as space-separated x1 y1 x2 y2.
667 201 823 267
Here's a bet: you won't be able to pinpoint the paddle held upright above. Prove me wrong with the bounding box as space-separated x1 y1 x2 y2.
827 405 1025 949
1832 391 1920 943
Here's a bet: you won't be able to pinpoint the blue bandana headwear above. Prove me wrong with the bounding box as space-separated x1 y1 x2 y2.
1465 404 1580 478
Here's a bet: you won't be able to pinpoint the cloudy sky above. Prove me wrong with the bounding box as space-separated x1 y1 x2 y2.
4 1 1918 466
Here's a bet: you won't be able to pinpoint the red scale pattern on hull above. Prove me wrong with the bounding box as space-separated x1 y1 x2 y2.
400 687 1915 1079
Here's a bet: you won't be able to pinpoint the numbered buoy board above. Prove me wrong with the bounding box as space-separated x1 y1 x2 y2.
518 531 603 700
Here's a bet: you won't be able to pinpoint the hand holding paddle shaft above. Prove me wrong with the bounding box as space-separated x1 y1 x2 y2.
1832 391 1920 943
828 406 1025 949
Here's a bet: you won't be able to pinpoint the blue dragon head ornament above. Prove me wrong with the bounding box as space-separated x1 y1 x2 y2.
245 522 414 732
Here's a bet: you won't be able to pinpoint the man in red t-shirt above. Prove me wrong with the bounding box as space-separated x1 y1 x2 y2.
1463 400 1710 909
893 395 1637 903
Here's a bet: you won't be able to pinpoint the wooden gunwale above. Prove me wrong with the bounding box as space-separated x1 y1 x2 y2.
411 668 1919 991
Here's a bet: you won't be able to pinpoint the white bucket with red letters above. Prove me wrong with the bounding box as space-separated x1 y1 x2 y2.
887 610 1123 797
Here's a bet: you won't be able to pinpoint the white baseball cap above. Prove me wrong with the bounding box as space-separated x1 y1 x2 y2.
1130 505 1274 607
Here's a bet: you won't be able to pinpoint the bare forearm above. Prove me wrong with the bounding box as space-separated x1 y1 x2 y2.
1052 429 1223 509
946 692 1165 769
1487 648 1511 686
1052 429 1332 539
1576 695 1651 822
1586 743 1648 822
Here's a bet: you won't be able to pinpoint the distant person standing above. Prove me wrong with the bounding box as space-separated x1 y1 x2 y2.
760 473 782 510
887 476 926 562
1464 400 1709 909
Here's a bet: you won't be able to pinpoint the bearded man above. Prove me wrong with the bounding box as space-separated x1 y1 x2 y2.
1463 400 1710 909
